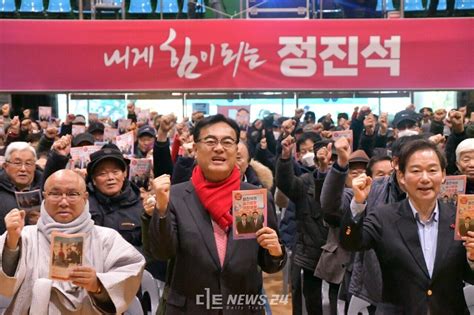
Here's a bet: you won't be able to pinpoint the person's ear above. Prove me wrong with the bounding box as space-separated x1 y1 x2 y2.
398 169 406 187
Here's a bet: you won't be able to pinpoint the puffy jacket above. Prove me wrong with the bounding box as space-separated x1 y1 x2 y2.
276 157 328 271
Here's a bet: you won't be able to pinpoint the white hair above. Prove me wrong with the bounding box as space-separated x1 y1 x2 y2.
5 141 37 162
456 138 474 162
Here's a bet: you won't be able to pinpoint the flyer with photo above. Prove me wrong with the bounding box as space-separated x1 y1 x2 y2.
439 175 466 206
38 106 52 122
104 127 119 143
332 129 353 142
49 232 85 281
81 145 101 168
68 145 101 169
72 125 86 137
117 119 132 134
15 189 42 212
232 189 267 240
68 147 84 169
455 194 474 240
116 131 134 157
137 109 150 126
129 158 152 189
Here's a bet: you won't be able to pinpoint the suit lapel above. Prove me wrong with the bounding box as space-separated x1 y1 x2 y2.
396 199 430 278
432 202 455 279
183 183 221 270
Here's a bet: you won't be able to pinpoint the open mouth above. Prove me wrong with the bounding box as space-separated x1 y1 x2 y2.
418 187 433 193
211 157 226 164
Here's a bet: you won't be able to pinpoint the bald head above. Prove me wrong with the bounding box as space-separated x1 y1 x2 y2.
45 169 86 193
44 170 88 224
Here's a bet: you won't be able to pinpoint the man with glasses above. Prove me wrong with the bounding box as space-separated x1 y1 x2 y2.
149 114 286 314
43 136 143 250
0 169 145 314
0 141 43 234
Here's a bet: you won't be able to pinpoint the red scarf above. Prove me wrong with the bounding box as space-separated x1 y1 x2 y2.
191 165 241 231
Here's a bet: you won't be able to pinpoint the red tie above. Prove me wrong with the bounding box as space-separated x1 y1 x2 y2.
212 221 227 267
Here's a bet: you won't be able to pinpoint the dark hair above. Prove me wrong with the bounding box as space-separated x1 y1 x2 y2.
237 108 250 114
367 155 392 177
192 114 240 144
304 111 316 122
391 134 424 158
338 113 349 121
296 132 319 152
398 139 446 174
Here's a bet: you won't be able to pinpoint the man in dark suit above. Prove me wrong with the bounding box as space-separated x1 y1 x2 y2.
340 138 474 314
236 213 251 234
459 216 474 237
149 114 286 314
250 211 264 232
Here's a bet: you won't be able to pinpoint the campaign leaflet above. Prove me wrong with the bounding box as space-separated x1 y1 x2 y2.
38 106 52 122
72 125 86 137
129 158 152 189
116 131 134 157
104 127 119 143
68 145 101 169
49 232 85 281
137 109 150 126
455 195 474 240
439 175 466 206
117 119 132 134
15 189 42 213
331 129 353 142
232 189 267 240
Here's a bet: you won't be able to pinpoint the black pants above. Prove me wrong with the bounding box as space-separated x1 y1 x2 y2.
291 256 303 315
302 268 340 315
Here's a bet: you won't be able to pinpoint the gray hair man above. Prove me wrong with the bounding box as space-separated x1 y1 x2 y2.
0 141 43 234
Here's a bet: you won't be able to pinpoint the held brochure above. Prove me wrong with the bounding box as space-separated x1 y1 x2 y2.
49 232 85 281
455 194 474 240
232 189 267 240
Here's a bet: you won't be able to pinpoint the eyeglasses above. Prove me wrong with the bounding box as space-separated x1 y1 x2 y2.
46 191 83 202
197 137 237 149
6 160 36 169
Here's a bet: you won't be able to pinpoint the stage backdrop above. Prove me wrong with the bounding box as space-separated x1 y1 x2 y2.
0 18 473 92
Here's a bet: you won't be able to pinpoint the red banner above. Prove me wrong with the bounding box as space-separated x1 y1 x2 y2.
0 18 473 91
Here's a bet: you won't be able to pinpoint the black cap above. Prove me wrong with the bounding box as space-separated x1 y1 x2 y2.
88 122 105 134
392 110 421 128
86 145 128 182
72 133 95 147
138 125 156 138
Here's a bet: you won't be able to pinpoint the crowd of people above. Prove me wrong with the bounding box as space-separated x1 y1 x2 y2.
1 100 474 314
